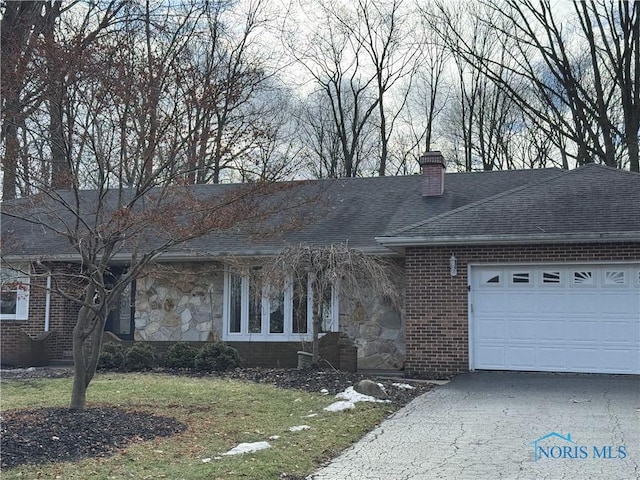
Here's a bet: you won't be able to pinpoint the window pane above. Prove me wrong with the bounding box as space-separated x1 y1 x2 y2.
542 271 561 284
117 283 133 335
319 286 332 333
1 291 17 315
269 289 285 334
292 277 308 334
248 282 261 334
512 272 530 283
229 273 241 333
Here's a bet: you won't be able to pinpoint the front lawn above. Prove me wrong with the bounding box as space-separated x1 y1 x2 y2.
1 373 392 479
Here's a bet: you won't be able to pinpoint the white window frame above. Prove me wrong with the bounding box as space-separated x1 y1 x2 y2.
222 269 339 341
1 265 30 321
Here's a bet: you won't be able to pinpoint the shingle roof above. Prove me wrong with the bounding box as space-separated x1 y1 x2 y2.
4 165 635 260
378 164 640 246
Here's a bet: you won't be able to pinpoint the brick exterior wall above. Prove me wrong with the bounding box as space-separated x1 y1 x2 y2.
405 242 640 379
1 263 80 367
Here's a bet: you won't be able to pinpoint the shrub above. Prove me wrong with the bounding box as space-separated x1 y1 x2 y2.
98 342 127 370
195 341 240 372
124 342 157 371
165 342 199 369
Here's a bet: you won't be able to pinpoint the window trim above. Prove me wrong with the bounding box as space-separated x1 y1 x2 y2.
1 265 30 321
222 269 339 342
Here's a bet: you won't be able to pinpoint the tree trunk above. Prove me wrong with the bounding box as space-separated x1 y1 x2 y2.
70 302 107 410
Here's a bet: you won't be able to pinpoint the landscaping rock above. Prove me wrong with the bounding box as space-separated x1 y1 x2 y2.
354 379 387 399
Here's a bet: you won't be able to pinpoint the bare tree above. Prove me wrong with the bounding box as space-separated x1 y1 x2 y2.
432 0 639 171
284 1 380 177
2 179 297 409
0 0 304 410
332 0 421 176
260 244 402 365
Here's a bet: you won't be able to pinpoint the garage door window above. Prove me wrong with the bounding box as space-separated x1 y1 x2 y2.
604 270 625 286
511 272 530 284
481 271 501 285
573 271 594 285
542 271 561 284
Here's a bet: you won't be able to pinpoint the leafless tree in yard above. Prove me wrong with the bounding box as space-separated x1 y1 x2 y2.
260 244 402 365
0 0 304 410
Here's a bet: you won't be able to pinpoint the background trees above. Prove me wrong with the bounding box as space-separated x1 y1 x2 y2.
2 0 637 201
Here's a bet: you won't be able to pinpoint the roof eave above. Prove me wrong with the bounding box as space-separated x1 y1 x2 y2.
2 245 398 263
375 231 640 247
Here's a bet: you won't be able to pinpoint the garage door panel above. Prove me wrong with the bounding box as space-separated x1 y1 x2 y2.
506 320 537 341
471 264 640 375
506 347 536 368
475 319 505 340
537 347 567 369
600 294 639 314
537 320 569 342
504 294 537 313
475 346 505 367
475 293 505 312
599 349 638 373
597 322 638 344
566 321 601 342
568 349 600 370
536 293 567 313
567 294 601 313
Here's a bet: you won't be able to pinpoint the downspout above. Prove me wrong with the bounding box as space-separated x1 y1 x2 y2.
44 274 51 332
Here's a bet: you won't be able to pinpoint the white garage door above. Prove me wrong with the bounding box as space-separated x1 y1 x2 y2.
470 264 640 374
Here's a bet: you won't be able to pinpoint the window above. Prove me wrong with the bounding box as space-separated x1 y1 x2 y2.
481 270 501 285
1 267 30 320
511 272 530 284
223 270 338 341
542 271 561 284
573 271 593 285
604 270 625 285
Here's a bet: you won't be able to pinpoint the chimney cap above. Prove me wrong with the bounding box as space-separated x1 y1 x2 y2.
418 151 445 166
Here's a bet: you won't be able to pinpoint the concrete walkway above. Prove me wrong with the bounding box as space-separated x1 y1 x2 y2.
310 372 640 480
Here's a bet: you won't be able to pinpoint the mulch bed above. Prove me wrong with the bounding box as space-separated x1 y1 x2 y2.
1 406 186 469
1 367 434 470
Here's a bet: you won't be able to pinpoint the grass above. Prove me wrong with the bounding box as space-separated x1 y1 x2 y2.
1 374 392 479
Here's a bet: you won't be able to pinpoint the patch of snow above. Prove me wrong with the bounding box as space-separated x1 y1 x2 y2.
304 413 318 418
221 441 271 456
392 383 416 390
289 425 310 432
320 388 329 395
336 386 389 404
268 435 280 440
202 457 212 463
324 400 355 412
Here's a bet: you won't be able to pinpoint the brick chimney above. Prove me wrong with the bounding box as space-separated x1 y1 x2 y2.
418 151 445 196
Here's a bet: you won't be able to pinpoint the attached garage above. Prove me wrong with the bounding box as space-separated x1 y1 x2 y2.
470 264 640 374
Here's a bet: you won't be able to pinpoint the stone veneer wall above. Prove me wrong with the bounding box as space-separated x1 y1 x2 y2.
134 260 407 370
339 258 406 370
340 294 405 370
135 263 224 341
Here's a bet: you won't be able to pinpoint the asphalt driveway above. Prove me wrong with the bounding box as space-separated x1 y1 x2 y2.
310 372 640 480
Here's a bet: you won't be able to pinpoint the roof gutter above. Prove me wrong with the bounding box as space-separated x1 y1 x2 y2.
2 245 397 263
375 231 640 247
